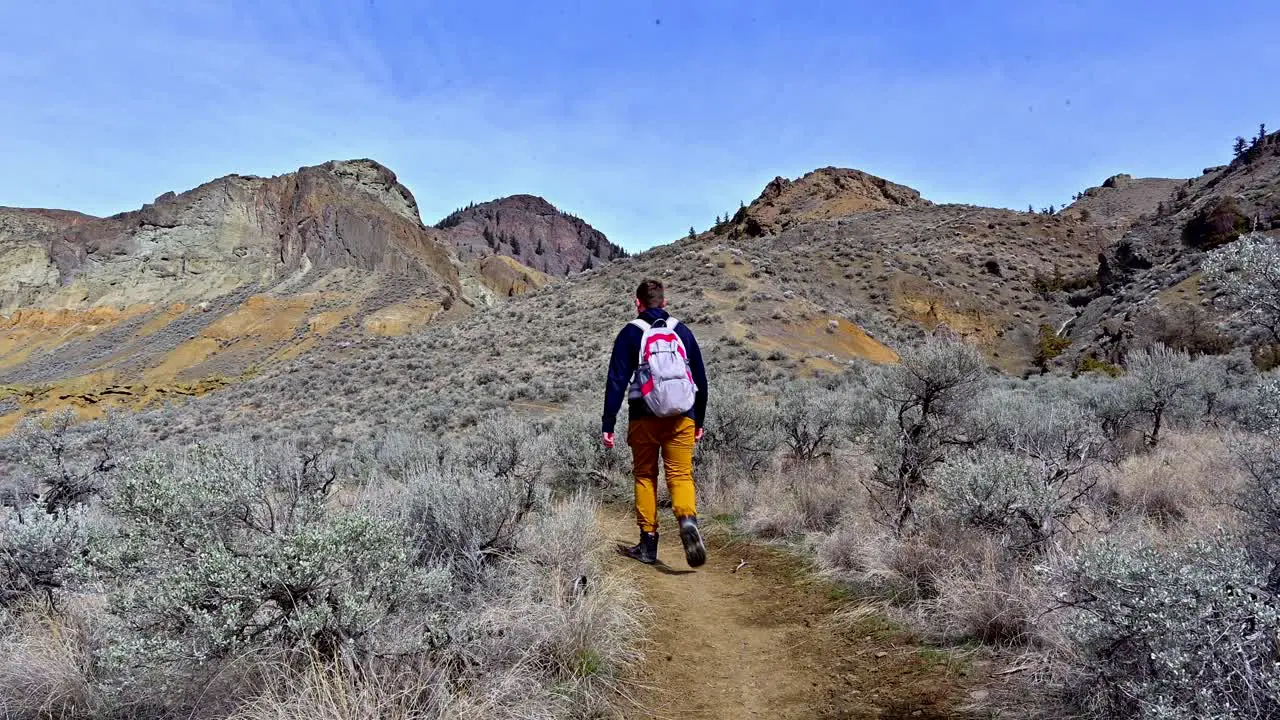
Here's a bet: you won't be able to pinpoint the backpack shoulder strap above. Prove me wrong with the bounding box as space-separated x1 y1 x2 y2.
665 317 679 331
629 318 651 365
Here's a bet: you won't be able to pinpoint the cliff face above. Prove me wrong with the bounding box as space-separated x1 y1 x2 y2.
436 194 625 277
0 160 483 428
4 160 458 313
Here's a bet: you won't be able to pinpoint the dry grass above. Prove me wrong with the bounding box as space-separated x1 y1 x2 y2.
692 454 757 522
920 539 1058 649
737 459 864 540
226 660 451 720
1098 429 1244 535
0 598 103 719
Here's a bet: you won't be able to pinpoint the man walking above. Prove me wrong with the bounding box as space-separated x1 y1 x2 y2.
602 279 709 567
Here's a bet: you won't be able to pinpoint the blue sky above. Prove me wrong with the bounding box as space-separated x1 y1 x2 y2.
1 1 1277 252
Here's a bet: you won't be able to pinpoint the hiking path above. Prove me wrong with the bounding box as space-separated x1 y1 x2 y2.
600 509 977 720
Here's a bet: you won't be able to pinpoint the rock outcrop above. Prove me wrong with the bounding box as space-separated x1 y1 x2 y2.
435 194 625 277
725 167 928 238
4 160 458 313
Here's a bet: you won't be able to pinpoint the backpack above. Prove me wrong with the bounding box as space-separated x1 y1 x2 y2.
629 317 697 417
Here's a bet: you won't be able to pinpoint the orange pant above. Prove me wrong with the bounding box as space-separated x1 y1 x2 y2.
628 416 697 533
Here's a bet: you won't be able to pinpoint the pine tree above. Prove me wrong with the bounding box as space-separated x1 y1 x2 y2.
688 227 696 239
1234 136 1248 157
1259 123 1268 143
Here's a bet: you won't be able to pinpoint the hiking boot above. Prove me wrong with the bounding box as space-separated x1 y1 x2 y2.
677 515 706 568
621 531 659 564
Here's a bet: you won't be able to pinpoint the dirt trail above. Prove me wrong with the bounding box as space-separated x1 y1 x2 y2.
602 510 972 720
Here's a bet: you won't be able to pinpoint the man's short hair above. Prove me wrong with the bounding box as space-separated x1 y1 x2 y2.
636 279 664 309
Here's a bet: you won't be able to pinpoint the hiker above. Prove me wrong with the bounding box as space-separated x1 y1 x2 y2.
601 279 709 567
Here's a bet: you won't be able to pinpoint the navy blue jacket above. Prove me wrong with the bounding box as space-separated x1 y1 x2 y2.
601 307 708 433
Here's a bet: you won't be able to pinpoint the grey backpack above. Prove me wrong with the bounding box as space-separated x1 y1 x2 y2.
629 317 697 417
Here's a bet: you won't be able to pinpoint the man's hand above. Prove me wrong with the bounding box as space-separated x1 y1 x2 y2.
695 428 705 442
601 432 615 449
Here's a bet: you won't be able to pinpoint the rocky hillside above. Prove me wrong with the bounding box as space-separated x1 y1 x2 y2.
435 194 626 277
123 166 1122 444
0 207 97 240
1061 173 1187 241
3 160 459 313
6 130 1274 435
0 160 564 430
2 158 1113 435
705 166 1095 372
720 167 928 239
1064 129 1280 365
0 208 98 300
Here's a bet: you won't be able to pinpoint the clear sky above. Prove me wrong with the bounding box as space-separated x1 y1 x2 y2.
2 1 1277 252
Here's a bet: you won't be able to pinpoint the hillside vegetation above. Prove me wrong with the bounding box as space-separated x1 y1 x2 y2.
2 126 1279 719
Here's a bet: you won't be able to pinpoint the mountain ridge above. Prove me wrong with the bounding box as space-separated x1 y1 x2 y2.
435 194 626 276
3 132 1278 432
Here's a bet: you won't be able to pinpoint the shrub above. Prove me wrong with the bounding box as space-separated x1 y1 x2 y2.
0 411 136 512
461 415 550 486
1182 197 1251 250
1058 372 1144 453
1234 432 1280 590
88 443 436 671
1133 302 1235 357
1076 354 1123 378
1245 375 1280 434
1033 324 1071 372
775 381 844 463
1 502 90 610
930 448 1092 555
923 539 1046 647
698 383 778 472
975 389 1101 468
1204 232 1280 346
1063 538 1280 719
1186 353 1255 428
1124 344 1197 448
865 339 988 528
1032 267 1096 297
853 517 992 604
547 413 631 490
390 460 547 576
